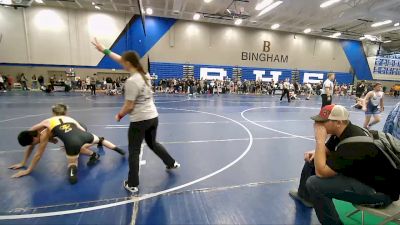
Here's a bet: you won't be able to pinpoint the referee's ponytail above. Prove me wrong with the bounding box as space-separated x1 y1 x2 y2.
122 51 150 87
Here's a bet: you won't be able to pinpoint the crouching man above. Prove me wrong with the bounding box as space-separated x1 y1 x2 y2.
289 105 400 225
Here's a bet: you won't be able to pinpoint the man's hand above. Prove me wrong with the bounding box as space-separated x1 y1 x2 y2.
304 151 315 163
314 123 327 143
8 163 25 170
11 169 31 178
91 38 106 53
381 107 384 112
115 114 121 122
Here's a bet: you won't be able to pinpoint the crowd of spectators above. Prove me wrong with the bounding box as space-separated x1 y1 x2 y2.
153 78 354 97
1 73 394 99
0 73 129 95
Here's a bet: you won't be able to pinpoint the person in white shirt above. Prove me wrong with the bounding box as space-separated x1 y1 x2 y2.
91 38 180 194
305 82 312 100
0 74 6 92
363 83 385 129
321 74 335 107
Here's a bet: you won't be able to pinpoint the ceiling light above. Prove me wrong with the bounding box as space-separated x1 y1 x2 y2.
384 40 392 43
35 0 44 3
226 9 231 14
258 1 283 17
204 0 213 3
394 23 400 27
362 34 380 41
320 0 341 8
94 5 101 10
146 8 153 15
271 23 280 29
329 32 341 38
193 13 201 20
371 20 392 27
359 36 366 40
255 0 273 11
91 2 95 5
3 0 12 5
234 18 243 26
303 28 311 34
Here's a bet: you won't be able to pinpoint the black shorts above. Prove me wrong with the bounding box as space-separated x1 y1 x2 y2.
54 129 95 156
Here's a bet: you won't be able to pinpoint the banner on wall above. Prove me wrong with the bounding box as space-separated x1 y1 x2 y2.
150 62 353 84
373 54 400 80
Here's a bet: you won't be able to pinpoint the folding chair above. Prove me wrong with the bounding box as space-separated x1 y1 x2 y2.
347 200 400 225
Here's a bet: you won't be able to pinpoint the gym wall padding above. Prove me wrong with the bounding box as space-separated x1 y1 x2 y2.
340 40 374 80
97 16 176 69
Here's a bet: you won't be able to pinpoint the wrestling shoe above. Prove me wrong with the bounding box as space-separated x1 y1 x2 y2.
113 147 126 156
166 162 181 170
87 152 100 166
123 180 139 194
68 165 78 184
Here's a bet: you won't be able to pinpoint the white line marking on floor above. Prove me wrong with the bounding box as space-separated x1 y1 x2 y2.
0 107 112 124
85 97 190 104
0 107 254 220
8 178 297 213
131 143 145 225
159 136 313 145
0 136 312 154
0 148 60 154
241 106 316 141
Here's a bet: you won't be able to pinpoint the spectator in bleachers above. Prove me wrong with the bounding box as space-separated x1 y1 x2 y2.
0 74 6 92
20 73 28 91
31 75 38 90
38 75 44 87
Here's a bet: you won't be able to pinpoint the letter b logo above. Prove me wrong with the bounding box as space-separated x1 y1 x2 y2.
263 41 271 52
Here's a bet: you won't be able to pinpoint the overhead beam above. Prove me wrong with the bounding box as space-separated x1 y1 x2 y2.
164 0 169 16
172 0 183 15
75 0 83 8
109 0 118 12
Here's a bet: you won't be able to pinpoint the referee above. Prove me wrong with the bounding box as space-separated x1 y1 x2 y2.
91 38 180 194
321 74 335 108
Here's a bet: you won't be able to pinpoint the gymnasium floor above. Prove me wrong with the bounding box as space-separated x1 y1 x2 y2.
0 92 397 225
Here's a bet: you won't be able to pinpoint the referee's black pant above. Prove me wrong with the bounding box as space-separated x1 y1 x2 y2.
127 117 176 187
280 89 290 102
321 94 332 108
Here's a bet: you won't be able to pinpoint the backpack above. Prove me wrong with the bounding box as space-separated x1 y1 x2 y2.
337 128 400 170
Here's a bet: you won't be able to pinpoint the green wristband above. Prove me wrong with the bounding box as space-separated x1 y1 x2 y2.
103 49 111 55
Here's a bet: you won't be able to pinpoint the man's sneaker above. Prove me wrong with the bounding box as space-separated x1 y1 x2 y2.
166 162 181 170
68 165 78 184
113 147 125 156
87 152 100 166
289 190 313 208
123 180 139 194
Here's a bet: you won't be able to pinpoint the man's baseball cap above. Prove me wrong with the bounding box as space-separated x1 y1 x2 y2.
311 105 349 122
